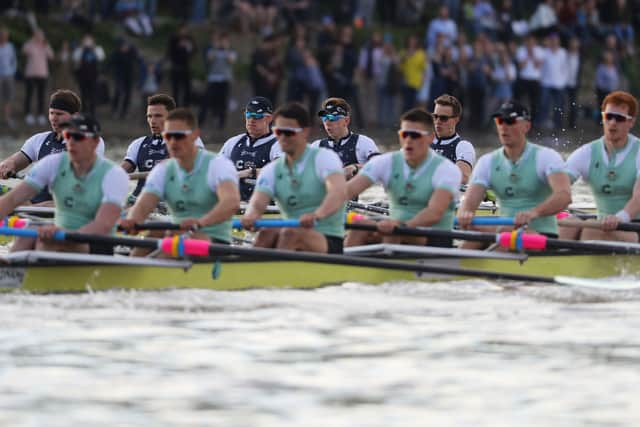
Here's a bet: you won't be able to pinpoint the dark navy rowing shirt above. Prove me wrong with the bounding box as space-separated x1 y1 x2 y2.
311 133 380 167
431 133 476 166
221 132 281 201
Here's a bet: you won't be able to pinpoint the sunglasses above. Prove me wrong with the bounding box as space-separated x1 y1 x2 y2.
601 111 633 123
432 114 456 122
321 114 346 122
245 111 269 119
162 130 193 140
494 116 524 125
63 130 95 141
398 129 432 139
273 127 303 137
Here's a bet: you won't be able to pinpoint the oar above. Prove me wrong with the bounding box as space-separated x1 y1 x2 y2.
345 223 640 254
559 218 640 232
129 171 149 180
347 201 389 215
0 226 636 290
453 217 514 226
120 219 302 231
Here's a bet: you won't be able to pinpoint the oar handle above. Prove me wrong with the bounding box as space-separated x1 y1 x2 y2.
232 219 301 229
453 217 515 226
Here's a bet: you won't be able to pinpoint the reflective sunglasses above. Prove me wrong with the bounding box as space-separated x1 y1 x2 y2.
245 111 269 119
494 116 524 126
601 111 633 123
321 114 346 122
273 127 303 137
162 130 193 140
398 129 432 139
63 130 95 141
432 114 457 122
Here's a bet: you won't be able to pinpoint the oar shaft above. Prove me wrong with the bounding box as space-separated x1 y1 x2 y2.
559 218 640 232
129 171 150 180
454 217 515 226
346 223 498 243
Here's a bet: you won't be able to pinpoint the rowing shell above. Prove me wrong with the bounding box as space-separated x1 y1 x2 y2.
0 247 638 293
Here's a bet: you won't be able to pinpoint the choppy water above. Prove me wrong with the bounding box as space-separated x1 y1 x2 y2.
1 141 639 426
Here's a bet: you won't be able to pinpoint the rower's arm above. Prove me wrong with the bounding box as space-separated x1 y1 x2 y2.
127 192 161 223
459 183 486 212
0 181 38 217
120 160 135 173
77 203 122 235
346 174 372 200
198 181 241 227
0 152 31 178
407 188 453 228
620 178 640 219
530 172 572 218
314 173 347 219
456 160 472 185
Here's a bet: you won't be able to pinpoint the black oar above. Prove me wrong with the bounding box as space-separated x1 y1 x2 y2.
0 226 637 290
559 218 640 232
345 223 640 254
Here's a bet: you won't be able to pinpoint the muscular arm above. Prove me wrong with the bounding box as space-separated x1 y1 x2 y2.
620 178 640 219
0 152 31 178
529 172 572 218
346 174 372 200
0 182 39 217
241 191 271 228
127 192 161 223
406 188 454 228
314 173 347 219
77 203 122 235
456 160 472 185
456 183 486 228
198 181 241 227
120 160 136 173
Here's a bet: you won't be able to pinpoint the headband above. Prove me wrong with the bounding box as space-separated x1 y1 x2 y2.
49 98 78 114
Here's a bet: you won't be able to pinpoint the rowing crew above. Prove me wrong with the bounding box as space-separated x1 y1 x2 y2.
0 91 637 255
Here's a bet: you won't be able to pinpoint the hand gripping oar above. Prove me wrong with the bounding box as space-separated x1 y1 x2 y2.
0 226 639 290
120 218 303 231
345 223 640 254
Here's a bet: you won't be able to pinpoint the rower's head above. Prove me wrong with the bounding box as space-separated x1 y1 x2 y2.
272 102 310 157
163 108 200 159
601 91 637 142
147 94 176 137
318 97 351 140
433 94 462 138
398 108 435 166
244 96 273 139
49 90 81 136
60 113 101 160
492 101 531 148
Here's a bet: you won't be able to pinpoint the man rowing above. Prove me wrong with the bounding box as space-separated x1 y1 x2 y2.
311 97 380 180
0 89 105 204
431 94 476 184
220 96 281 201
119 108 240 255
121 93 204 200
241 102 347 253
560 91 640 242
457 101 571 249
345 108 461 247
0 113 128 253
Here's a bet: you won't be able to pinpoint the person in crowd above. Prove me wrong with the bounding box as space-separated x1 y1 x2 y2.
345 108 461 247
561 91 640 242
72 33 105 116
515 35 544 124
536 33 567 130
241 102 347 254
167 24 195 107
120 108 240 255
0 113 128 254
250 34 283 105
399 34 426 112
199 31 237 129
109 38 139 120
457 101 571 249
0 26 17 129
22 29 54 126
220 96 281 202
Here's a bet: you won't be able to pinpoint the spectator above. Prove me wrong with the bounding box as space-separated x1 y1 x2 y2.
490 42 516 107
399 34 426 112
167 24 195 107
565 36 581 129
199 31 237 129
471 0 497 38
109 39 139 119
426 5 458 50
0 26 17 129
595 50 620 111
53 40 75 91
281 0 313 30
537 33 567 130
72 33 105 117
284 29 307 102
465 38 491 129
303 49 326 117
250 34 283 105
357 31 384 128
496 0 515 42
515 34 544 122
116 0 153 37
376 37 399 128
22 29 54 126
140 59 160 118
529 0 557 35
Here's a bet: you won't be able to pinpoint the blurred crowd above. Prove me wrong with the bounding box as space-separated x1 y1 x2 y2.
0 0 638 134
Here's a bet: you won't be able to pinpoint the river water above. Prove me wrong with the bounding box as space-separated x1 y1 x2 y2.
0 141 639 426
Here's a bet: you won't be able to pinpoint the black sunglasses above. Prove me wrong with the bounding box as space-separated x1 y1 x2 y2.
432 114 456 122
162 130 193 140
601 112 633 123
273 127 303 137
494 117 523 125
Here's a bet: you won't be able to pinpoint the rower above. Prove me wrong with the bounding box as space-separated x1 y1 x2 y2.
121 93 204 200
0 89 106 204
0 113 128 253
345 108 462 247
119 108 240 256
311 97 380 180
241 102 347 253
431 94 476 184
220 96 281 201
457 101 571 249
561 90 640 242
